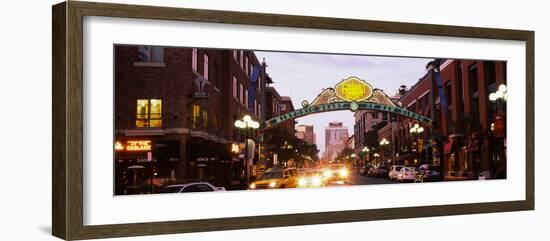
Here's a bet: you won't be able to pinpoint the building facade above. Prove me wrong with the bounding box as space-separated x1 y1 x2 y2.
295 124 316 146
396 59 507 179
114 46 267 193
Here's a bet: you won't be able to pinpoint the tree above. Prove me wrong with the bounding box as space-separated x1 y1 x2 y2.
335 147 355 162
262 126 319 168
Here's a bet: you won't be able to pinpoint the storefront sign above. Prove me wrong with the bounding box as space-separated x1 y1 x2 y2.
193 91 209 99
126 140 152 151
334 76 373 102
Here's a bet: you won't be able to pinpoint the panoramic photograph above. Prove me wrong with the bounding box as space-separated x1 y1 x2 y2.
113 45 507 195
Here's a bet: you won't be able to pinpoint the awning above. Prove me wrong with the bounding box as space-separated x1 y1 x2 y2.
444 139 454 155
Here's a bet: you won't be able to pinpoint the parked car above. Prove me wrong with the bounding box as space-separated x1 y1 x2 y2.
157 182 226 193
322 164 350 184
368 166 388 177
388 165 404 181
396 167 417 182
414 165 442 182
248 168 299 189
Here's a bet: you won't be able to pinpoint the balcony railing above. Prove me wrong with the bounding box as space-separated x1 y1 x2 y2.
116 113 225 138
188 116 222 137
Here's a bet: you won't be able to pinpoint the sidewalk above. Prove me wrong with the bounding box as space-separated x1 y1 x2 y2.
444 176 472 181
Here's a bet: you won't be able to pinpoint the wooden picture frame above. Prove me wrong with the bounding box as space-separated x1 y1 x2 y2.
52 1 534 240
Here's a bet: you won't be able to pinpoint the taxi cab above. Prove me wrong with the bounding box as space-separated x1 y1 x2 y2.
248 168 299 190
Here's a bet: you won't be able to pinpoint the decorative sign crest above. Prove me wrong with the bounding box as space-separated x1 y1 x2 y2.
334 76 373 102
308 76 395 107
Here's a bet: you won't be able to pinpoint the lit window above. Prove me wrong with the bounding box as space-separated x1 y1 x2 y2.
203 53 209 80
233 76 238 99
233 50 238 61
192 104 200 128
191 48 197 71
138 46 164 62
245 89 249 108
258 104 261 118
240 83 244 105
136 99 162 128
203 110 208 129
254 99 258 116
240 51 244 68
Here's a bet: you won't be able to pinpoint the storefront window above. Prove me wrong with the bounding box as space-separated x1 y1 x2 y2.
136 99 162 128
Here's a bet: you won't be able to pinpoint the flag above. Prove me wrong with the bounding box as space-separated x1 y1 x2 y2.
248 64 261 111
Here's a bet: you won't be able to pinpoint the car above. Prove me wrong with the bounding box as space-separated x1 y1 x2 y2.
368 166 388 177
297 169 328 188
359 165 372 176
396 167 417 182
322 164 350 184
248 168 299 190
414 165 442 182
388 165 404 181
157 182 226 193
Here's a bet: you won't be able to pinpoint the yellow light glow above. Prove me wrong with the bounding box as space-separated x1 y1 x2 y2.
298 178 307 187
311 176 322 186
231 143 240 153
114 141 124 151
249 183 256 189
269 181 277 188
323 170 332 178
339 168 349 177
126 140 152 151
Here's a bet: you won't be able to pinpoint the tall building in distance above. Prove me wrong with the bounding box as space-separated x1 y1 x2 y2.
295 124 316 146
323 122 349 162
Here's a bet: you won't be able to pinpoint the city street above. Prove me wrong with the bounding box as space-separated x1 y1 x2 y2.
326 173 394 187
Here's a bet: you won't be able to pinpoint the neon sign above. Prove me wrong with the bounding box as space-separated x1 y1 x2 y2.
125 140 152 151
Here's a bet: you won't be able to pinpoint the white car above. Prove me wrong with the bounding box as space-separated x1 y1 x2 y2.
157 182 226 193
388 165 404 181
396 167 417 182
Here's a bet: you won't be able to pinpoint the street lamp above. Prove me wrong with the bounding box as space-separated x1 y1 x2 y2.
488 84 507 178
409 123 425 164
234 115 260 188
379 138 390 166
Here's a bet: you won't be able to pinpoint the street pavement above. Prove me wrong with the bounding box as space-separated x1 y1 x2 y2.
325 173 395 187
348 173 395 185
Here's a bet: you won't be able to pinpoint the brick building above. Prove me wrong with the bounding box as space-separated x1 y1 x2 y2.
114 45 268 194
396 59 507 179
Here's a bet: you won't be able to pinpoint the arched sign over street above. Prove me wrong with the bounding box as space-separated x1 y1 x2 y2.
261 76 432 130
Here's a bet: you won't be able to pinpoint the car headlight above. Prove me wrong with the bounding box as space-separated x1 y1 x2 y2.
323 170 332 177
269 181 277 188
298 178 307 187
249 183 256 189
311 176 322 186
339 169 349 177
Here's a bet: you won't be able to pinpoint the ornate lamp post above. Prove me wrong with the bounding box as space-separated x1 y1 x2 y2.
234 115 260 188
409 123 424 165
379 138 390 166
488 84 507 178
